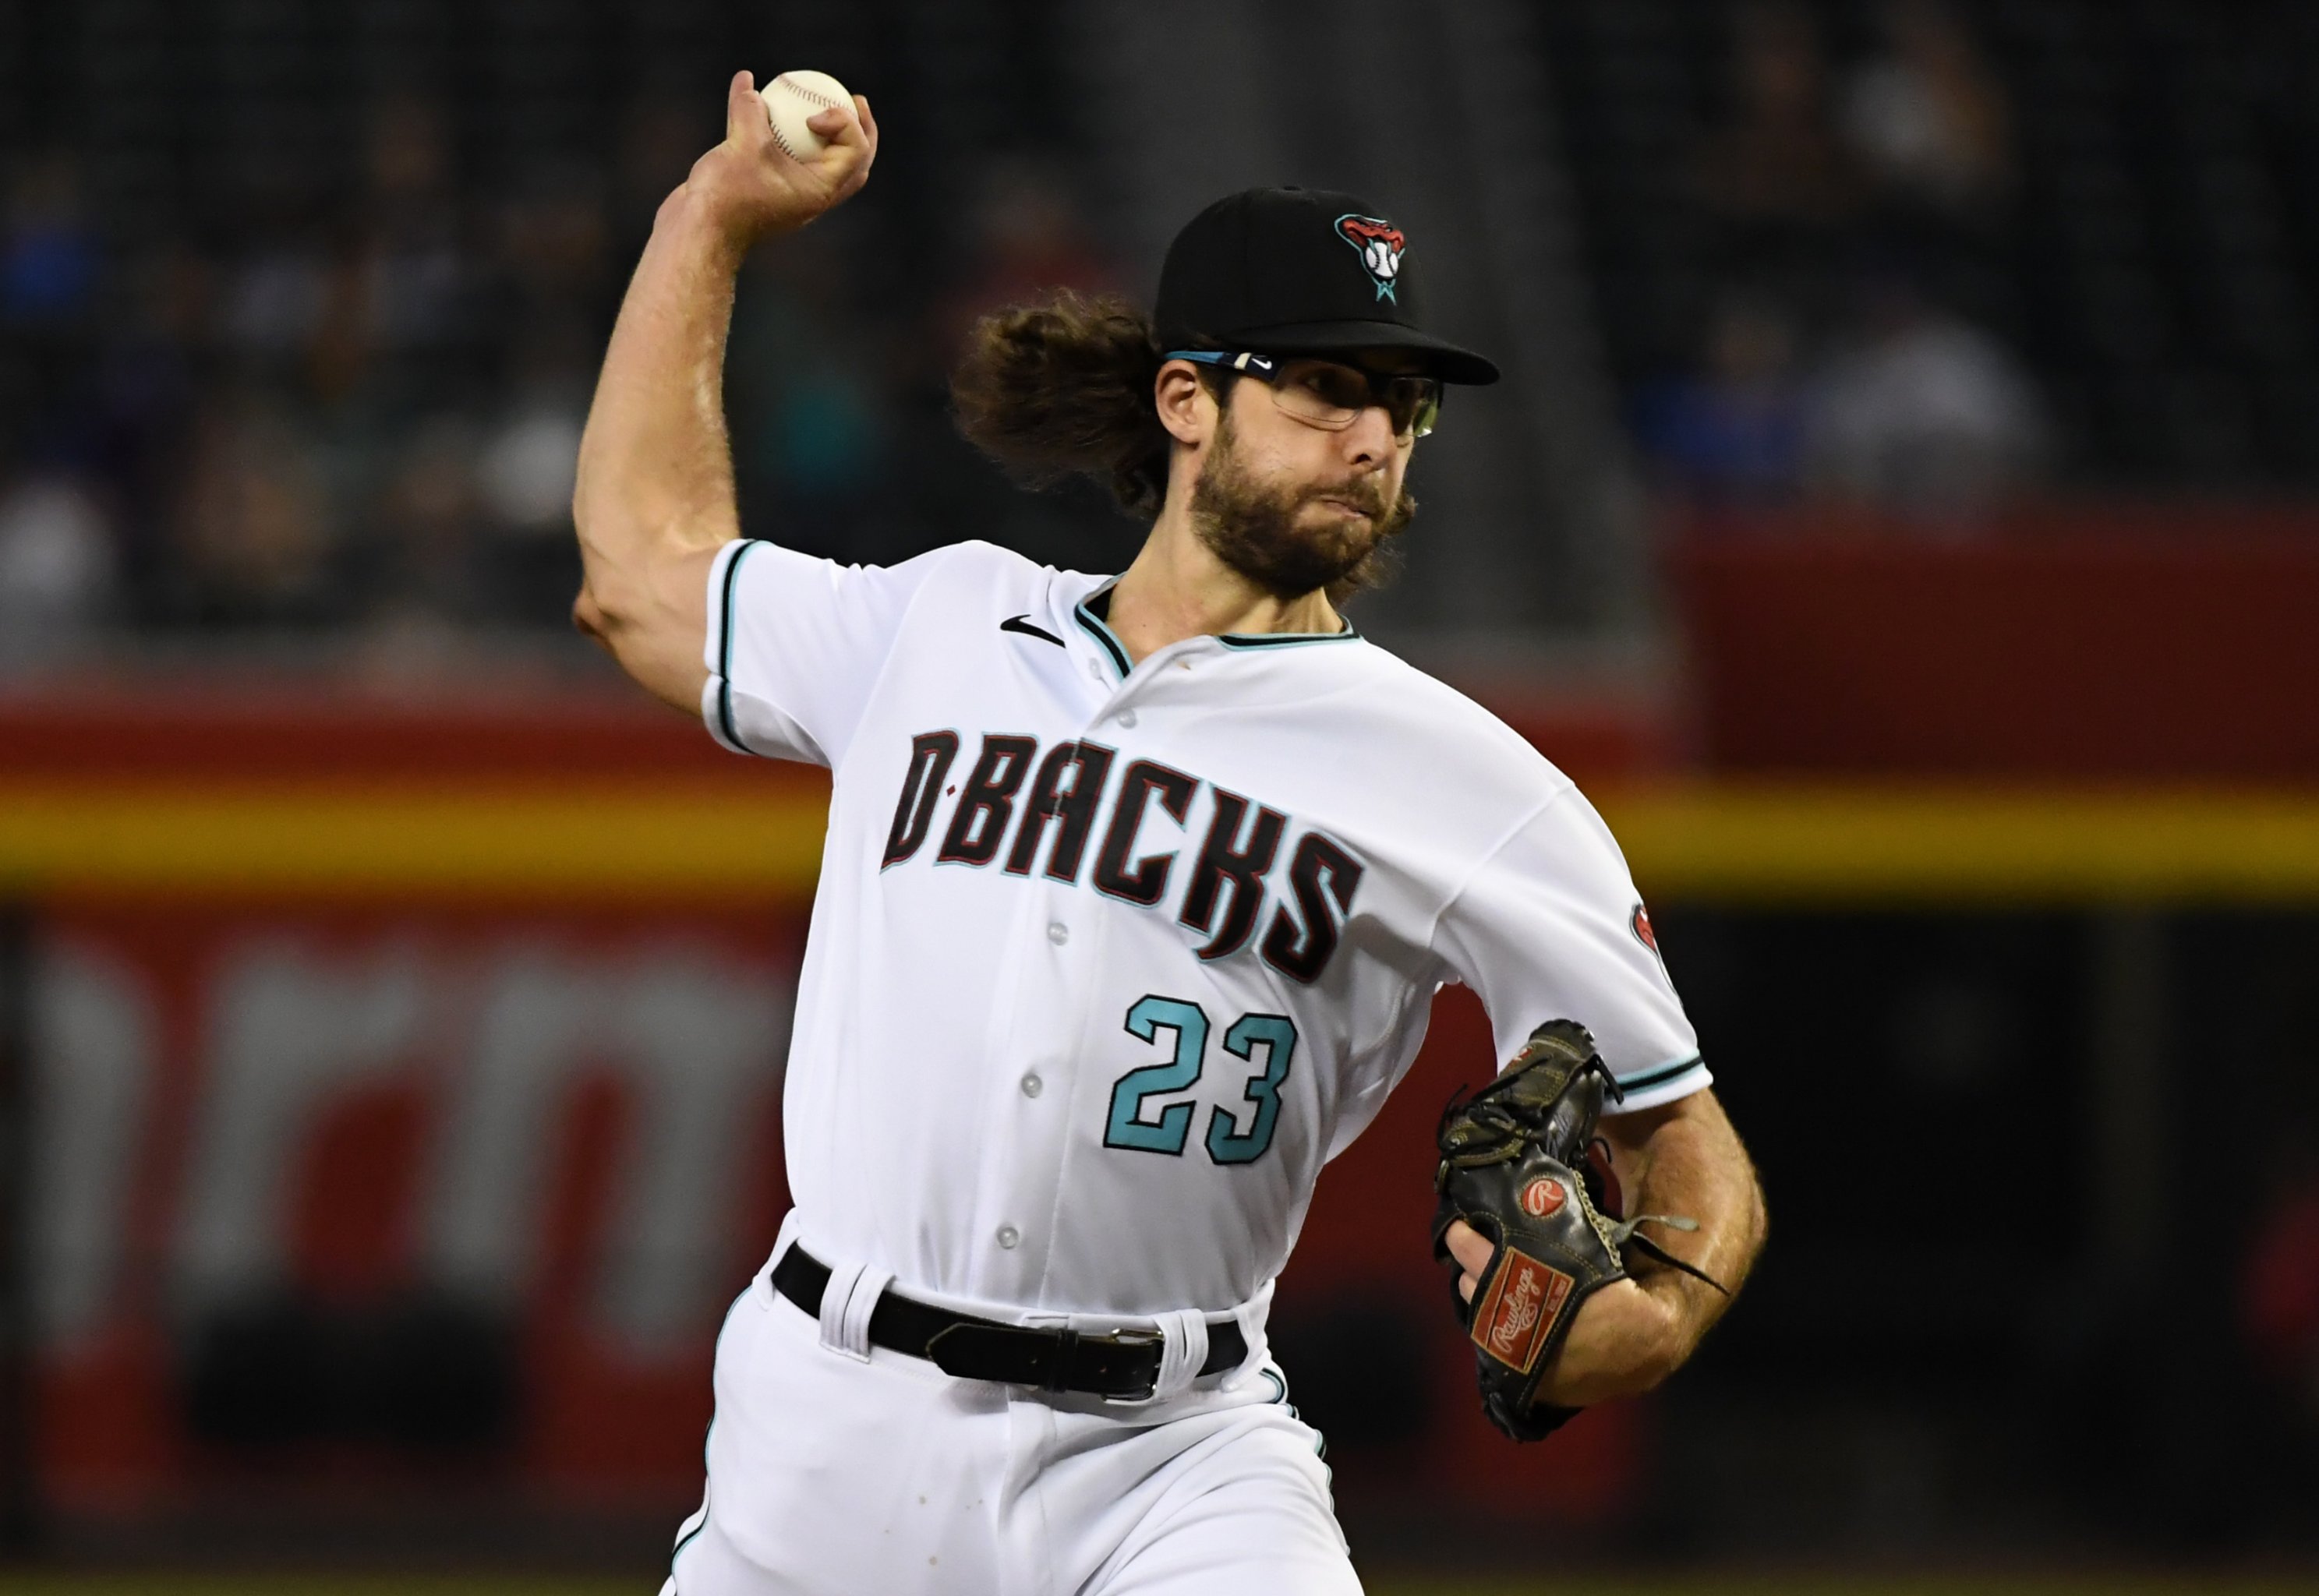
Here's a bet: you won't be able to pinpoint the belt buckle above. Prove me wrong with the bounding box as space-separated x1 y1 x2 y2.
1075 1327 1165 1401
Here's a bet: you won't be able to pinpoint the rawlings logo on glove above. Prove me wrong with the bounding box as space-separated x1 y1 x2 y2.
1431 1018 1724 1442
1473 1249 1572 1372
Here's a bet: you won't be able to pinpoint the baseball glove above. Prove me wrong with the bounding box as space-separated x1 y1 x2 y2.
1430 1018 1723 1442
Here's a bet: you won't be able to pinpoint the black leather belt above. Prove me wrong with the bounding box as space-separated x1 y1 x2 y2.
770 1245 1246 1400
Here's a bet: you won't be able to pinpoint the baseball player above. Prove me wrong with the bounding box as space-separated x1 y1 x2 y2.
574 76 1766 1594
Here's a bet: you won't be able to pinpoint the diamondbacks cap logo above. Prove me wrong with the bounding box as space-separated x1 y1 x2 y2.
1335 214 1405 302
1519 1176 1566 1217
1470 1246 1574 1373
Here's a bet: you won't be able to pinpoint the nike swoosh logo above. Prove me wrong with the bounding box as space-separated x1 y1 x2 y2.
1000 614 1065 647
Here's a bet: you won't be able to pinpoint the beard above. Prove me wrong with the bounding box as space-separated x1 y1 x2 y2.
1187 412 1416 604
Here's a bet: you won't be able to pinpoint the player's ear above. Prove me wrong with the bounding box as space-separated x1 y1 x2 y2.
1154 358 1214 448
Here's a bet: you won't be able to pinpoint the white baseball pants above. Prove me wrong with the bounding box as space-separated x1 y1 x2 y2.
658 1262 1359 1595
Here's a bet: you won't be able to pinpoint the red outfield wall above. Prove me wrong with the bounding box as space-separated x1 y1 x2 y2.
0 689 1642 1529
1671 503 2319 779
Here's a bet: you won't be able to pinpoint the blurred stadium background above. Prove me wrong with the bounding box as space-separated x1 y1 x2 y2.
3 0 2319 1589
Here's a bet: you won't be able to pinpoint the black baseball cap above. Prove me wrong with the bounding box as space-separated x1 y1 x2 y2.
1154 186 1501 386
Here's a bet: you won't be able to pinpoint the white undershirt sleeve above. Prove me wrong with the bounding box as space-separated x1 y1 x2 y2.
1430 785 1711 1111
700 539 953 769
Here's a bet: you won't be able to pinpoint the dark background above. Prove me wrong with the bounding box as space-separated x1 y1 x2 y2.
4 0 2318 1584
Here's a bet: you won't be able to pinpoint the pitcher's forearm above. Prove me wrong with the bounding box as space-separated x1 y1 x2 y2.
574 185 750 588
1621 1093 1766 1357
567 72 875 706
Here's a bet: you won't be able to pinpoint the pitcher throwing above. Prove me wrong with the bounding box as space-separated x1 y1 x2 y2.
574 71 1767 1595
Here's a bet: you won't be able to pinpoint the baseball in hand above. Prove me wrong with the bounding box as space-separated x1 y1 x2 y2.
761 69 856 161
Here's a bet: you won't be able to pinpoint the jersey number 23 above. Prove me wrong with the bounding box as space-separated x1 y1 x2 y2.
1104 995 1296 1165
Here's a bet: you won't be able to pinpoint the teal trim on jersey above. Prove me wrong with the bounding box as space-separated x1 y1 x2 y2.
1258 1368 1327 1460
1216 620 1361 650
1073 601 1133 680
716 541 764 754
670 1501 709 1571
1206 1012 1296 1165
670 1280 755 1580
1618 1052 1706 1095
1073 583 1356 666
1106 996 1207 1153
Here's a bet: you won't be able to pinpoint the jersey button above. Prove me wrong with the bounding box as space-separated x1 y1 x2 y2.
1047 921 1069 945
995 1225 1020 1250
1116 709 1138 729
1020 1072 1043 1098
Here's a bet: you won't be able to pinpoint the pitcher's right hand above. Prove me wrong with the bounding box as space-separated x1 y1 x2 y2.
684 71 879 250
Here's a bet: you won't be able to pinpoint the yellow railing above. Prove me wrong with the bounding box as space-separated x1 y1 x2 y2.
1601 785 2319 903
4 780 2317 902
0 783 832 899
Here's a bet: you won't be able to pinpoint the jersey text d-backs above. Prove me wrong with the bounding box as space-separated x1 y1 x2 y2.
880 727 1364 983
702 538 1709 1320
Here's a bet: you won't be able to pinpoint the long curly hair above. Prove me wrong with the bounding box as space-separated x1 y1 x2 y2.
949 290 1223 519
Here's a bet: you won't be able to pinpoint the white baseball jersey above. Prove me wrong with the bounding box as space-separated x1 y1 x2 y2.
702 537 1708 1324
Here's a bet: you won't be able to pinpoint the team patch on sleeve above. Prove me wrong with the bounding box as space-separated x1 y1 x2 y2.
1469 1246 1574 1374
1631 899 1675 982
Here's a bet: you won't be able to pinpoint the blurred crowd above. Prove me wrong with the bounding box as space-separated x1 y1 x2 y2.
2 99 613 659
0 89 1122 665
1631 0 2046 525
9 0 2304 655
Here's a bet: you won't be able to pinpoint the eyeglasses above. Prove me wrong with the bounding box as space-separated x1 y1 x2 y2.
1165 349 1443 440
